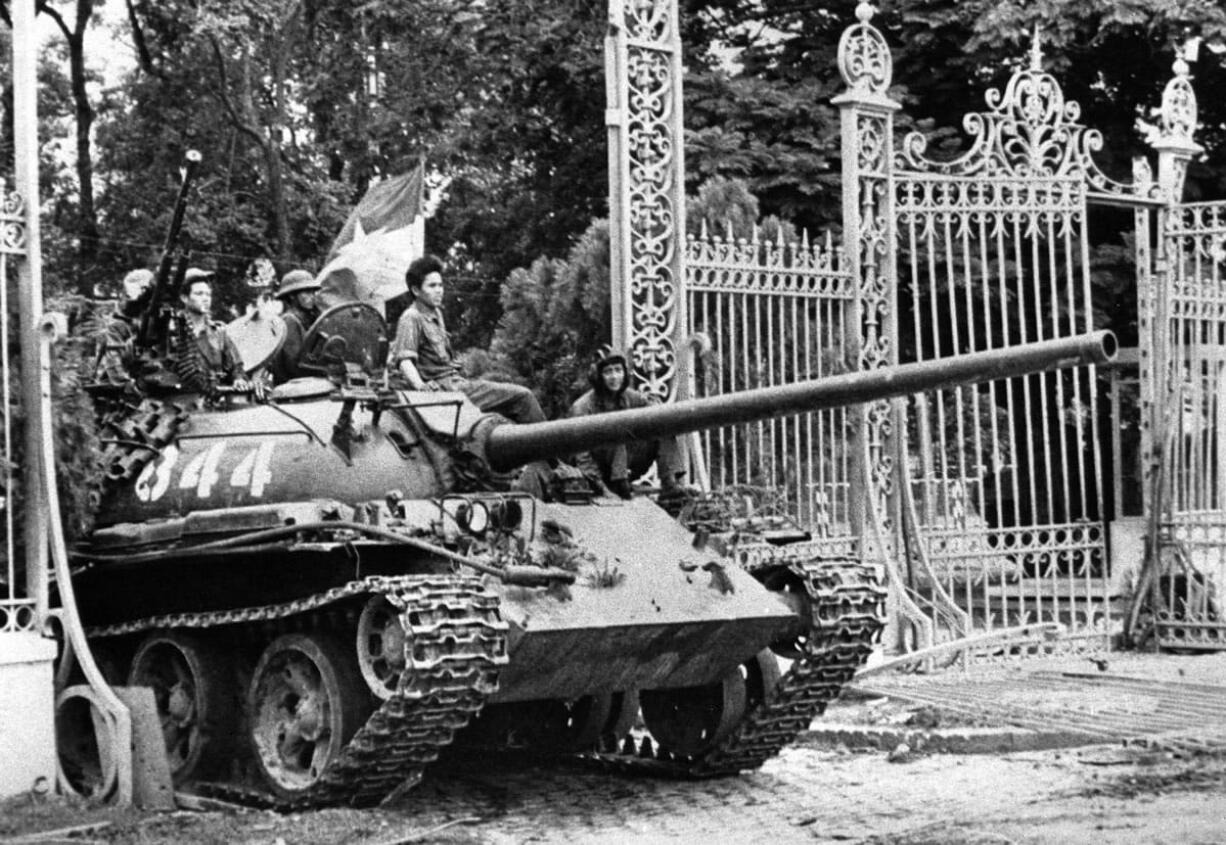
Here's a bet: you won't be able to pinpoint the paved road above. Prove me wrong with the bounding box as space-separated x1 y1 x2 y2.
7 735 1226 844
378 741 1226 844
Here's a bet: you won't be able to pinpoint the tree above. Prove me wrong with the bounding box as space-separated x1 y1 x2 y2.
475 177 778 415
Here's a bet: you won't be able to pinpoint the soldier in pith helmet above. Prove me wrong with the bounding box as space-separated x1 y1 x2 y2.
268 269 322 384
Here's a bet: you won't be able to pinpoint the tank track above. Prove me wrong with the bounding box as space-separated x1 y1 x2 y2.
578 555 885 777
89 574 508 809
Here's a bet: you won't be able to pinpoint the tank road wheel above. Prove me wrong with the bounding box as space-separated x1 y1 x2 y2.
640 650 780 759
357 596 407 699
128 631 234 785
248 633 370 801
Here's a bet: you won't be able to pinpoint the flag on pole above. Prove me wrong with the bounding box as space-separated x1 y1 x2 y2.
316 161 426 315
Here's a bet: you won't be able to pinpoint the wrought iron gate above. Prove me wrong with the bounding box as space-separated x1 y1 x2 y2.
1150 199 1226 648
686 226 857 552
890 53 1116 648
614 2 1218 655
833 11 1181 653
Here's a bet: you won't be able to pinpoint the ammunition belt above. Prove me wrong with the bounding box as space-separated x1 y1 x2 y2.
578 555 886 777
91 575 508 809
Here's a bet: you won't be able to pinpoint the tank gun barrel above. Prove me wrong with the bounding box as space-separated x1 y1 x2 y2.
485 330 1117 472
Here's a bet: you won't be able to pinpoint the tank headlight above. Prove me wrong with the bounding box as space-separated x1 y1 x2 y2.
456 500 490 536
488 499 523 533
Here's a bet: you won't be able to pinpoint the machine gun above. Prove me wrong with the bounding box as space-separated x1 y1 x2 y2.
136 149 203 350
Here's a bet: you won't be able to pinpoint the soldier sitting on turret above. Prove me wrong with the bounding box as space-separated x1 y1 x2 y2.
173 268 261 398
268 269 322 384
568 345 690 500
389 254 546 424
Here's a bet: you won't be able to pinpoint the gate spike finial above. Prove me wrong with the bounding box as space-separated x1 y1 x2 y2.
1029 24 1043 71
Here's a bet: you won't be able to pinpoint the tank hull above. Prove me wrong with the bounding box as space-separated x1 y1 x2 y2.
76 497 802 700
489 499 801 701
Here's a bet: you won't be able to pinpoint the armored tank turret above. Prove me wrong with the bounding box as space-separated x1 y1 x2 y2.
69 316 1116 806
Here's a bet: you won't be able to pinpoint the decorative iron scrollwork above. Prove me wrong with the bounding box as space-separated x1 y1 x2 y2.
0 183 27 255
614 0 684 402
898 31 1141 200
837 2 892 94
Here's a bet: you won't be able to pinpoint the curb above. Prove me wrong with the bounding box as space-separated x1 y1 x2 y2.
796 723 1100 755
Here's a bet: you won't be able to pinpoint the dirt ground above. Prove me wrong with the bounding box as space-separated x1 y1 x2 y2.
6 653 1226 845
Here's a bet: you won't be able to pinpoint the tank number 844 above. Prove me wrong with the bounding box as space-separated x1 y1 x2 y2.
135 441 277 502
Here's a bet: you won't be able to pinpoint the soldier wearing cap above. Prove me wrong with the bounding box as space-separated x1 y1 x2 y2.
567 345 688 499
176 267 252 393
268 269 321 384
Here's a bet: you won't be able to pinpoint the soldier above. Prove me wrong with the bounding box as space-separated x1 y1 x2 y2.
175 268 258 396
92 268 155 386
268 269 321 384
389 254 546 424
568 345 689 499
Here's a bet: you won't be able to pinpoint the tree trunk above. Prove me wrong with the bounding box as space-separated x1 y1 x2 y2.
45 0 100 275
68 22 98 265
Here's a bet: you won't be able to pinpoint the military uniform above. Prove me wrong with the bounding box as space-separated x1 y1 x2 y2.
390 300 545 424
568 348 686 496
188 317 245 385
268 269 322 384
269 304 318 383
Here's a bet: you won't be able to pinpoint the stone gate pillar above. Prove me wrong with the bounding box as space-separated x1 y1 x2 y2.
605 0 688 402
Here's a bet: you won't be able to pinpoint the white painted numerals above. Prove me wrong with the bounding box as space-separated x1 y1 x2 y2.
134 444 180 503
178 442 225 498
230 442 276 497
133 441 277 502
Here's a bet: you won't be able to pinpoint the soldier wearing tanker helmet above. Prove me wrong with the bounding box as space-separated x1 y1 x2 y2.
567 344 689 500
268 269 321 384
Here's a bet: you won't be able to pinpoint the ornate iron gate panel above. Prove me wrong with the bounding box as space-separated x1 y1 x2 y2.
892 48 1117 649
685 228 857 549
605 0 688 402
1153 200 1226 647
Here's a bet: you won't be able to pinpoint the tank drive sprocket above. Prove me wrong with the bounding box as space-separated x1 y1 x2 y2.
578 554 885 776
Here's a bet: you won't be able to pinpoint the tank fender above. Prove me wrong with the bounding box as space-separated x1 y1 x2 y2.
88 500 354 549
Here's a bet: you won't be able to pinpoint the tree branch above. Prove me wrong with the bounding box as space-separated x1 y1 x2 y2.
208 35 268 149
124 0 157 76
39 1 69 40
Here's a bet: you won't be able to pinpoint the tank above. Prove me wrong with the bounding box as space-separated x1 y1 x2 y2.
70 312 1117 807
